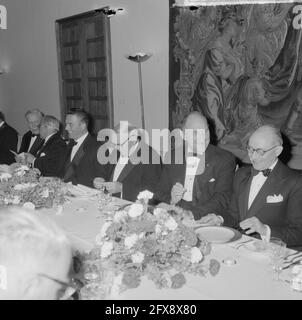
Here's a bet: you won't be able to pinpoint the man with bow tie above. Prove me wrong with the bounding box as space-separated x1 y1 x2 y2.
203 125 302 249
18 109 44 157
63 110 107 187
24 115 67 177
93 121 162 201
154 112 236 220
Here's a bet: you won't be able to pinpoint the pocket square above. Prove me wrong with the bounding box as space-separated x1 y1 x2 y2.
266 194 283 203
209 178 215 182
39 153 46 157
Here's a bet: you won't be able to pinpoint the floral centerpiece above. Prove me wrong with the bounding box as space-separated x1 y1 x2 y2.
0 163 67 209
77 191 220 299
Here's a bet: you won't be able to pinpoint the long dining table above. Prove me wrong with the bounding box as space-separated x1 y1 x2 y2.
41 190 302 300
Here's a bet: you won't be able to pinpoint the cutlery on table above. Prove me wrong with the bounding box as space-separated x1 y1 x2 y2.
282 259 302 270
283 252 302 262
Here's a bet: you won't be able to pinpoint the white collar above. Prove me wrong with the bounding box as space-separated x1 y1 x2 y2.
269 159 278 170
0 121 4 128
75 132 88 144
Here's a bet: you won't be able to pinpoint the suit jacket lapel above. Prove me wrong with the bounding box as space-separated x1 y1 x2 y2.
71 136 88 167
246 161 281 219
238 172 252 220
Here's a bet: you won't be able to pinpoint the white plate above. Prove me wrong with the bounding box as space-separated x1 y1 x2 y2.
195 226 242 244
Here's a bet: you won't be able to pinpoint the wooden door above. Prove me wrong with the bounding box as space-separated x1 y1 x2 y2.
56 8 114 134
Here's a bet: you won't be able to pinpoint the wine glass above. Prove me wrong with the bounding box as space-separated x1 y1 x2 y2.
267 237 287 281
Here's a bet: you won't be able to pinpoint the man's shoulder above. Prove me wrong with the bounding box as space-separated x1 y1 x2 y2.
22 130 31 138
3 123 18 136
206 144 236 163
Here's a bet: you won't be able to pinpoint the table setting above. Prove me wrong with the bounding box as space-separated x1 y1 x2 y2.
1 163 302 299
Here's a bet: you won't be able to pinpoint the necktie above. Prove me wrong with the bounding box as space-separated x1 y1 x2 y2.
251 167 272 177
31 133 39 137
68 139 78 148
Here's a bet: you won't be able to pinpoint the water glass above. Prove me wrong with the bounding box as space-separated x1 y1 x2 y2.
267 237 287 281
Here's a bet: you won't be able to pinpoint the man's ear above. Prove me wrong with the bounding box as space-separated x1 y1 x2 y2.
275 145 283 157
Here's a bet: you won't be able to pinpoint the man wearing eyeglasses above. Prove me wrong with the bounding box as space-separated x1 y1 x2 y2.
201 125 302 249
0 208 72 300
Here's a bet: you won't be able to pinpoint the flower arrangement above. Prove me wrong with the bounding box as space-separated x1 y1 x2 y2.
0 163 67 209
78 191 220 299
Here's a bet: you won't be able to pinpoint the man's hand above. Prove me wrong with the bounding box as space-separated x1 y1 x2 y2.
171 183 186 205
93 177 106 190
25 153 36 166
198 213 223 226
240 217 267 236
15 153 27 165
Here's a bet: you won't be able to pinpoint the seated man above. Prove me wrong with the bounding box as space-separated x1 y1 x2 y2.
94 121 162 202
18 109 44 156
25 115 67 177
0 208 72 300
0 111 18 165
154 111 236 220
202 125 302 249
63 110 108 188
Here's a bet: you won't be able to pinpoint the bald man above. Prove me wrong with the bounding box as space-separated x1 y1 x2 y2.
212 125 302 249
154 112 236 220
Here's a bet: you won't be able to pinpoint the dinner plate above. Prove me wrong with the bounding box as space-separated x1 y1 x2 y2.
195 226 242 244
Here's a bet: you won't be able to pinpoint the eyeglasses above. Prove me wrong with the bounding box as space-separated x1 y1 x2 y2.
247 145 279 157
37 273 77 300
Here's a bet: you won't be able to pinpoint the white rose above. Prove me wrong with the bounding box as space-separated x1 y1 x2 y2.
41 188 49 198
0 173 12 181
12 196 20 205
124 234 138 249
137 190 154 200
153 207 166 217
100 241 113 258
131 252 145 264
190 247 203 264
113 210 128 223
155 224 162 235
23 202 35 210
128 203 144 218
99 222 112 239
164 217 178 231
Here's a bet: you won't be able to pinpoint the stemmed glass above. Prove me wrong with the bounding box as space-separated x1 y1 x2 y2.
267 237 287 281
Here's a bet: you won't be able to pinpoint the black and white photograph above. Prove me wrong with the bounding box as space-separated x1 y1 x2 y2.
0 0 302 302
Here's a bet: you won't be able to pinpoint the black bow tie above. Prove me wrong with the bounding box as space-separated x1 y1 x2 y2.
31 133 39 137
251 167 272 177
68 139 78 148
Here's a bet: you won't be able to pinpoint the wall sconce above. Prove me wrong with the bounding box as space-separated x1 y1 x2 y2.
125 53 152 129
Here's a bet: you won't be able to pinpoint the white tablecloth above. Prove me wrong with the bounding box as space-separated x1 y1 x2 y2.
41 196 302 300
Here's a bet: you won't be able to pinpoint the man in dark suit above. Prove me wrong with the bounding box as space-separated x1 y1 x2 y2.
0 111 18 165
154 112 236 220
203 125 302 249
63 110 108 188
94 122 162 202
25 115 67 178
18 109 44 156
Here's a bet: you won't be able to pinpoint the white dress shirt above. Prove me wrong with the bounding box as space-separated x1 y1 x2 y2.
27 135 37 152
182 145 203 202
248 159 278 240
248 160 278 209
0 121 4 129
113 142 138 182
70 132 88 161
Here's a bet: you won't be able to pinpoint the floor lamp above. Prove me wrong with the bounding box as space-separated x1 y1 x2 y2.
126 53 152 129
